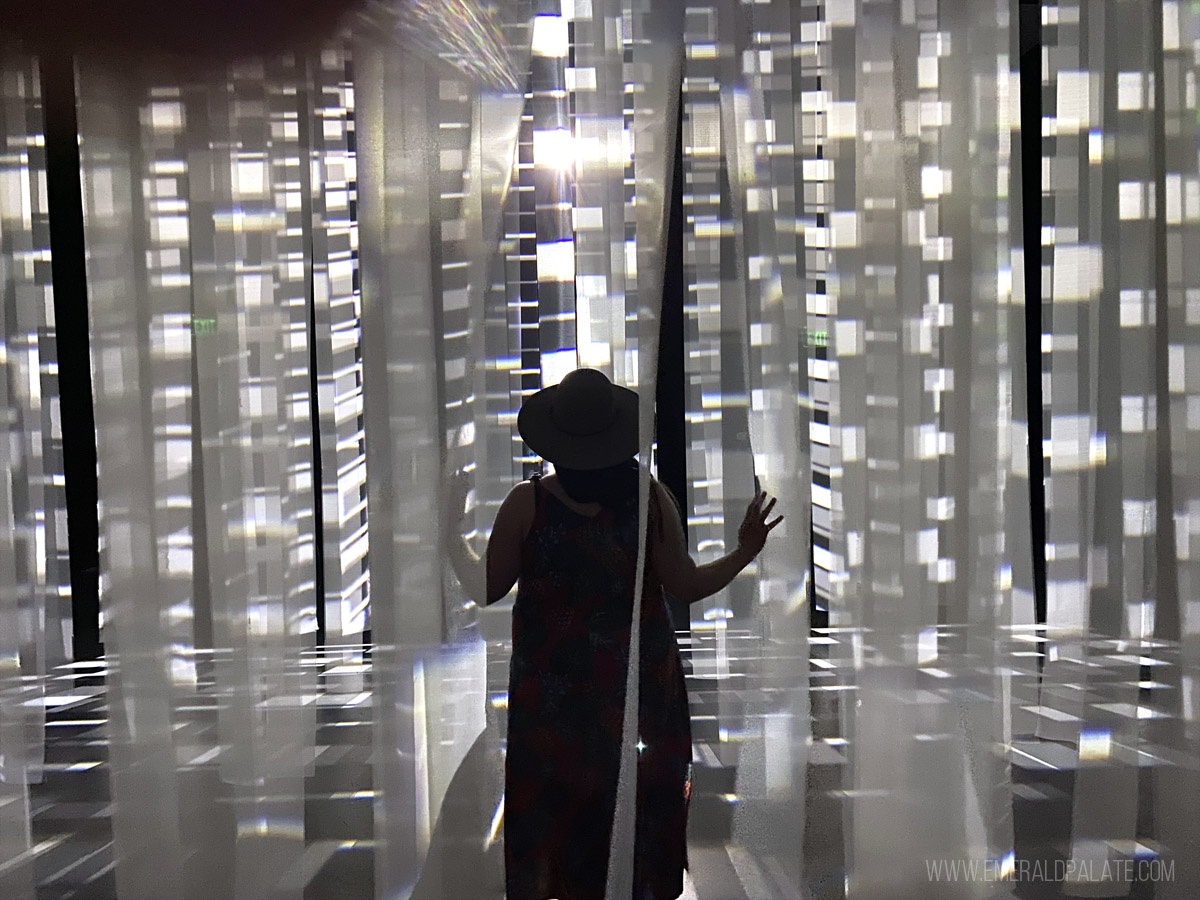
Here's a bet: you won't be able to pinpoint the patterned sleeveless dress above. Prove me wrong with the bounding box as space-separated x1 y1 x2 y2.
505 473 693 900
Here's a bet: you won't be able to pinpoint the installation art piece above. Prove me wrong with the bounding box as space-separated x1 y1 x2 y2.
1 1 1200 898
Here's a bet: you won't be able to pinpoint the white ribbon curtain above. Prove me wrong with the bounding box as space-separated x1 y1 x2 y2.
820 1 1019 896
0 42 63 900
75 47 365 899
677 0 814 893
4 1 1200 898
1038 2 1200 895
352 1 684 895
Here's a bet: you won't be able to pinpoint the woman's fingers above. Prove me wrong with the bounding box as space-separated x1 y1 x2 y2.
766 515 784 531
761 496 777 519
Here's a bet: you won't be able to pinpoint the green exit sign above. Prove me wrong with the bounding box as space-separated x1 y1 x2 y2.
192 317 217 336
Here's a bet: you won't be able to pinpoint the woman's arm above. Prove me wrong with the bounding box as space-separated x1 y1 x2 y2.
650 481 782 604
483 482 530 605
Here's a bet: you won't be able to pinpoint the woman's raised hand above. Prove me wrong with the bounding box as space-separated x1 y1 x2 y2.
736 491 783 559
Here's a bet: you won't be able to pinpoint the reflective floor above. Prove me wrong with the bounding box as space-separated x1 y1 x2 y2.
21 627 1200 899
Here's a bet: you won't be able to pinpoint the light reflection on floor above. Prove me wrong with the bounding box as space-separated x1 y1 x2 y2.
19 627 1200 899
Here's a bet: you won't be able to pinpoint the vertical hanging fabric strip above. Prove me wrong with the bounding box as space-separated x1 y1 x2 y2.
192 55 311 898
949 0 1020 877
571 0 630 384
1159 3 1200 895
78 48 323 900
0 41 55 900
706 0 815 893
309 45 370 643
531 0 577 387
352 3 534 896
823 1 1017 896
603 1 683 898
76 58 189 900
1039 1 1157 890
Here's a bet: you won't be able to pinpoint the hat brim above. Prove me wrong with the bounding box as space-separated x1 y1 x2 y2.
517 382 641 470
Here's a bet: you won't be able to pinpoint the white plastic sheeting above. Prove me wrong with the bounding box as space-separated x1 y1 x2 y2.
1039 2 1200 895
821 2 1019 896
0 43 60 900
77 52 332 900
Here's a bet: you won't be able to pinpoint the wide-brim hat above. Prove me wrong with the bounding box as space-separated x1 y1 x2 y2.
517 367 640 470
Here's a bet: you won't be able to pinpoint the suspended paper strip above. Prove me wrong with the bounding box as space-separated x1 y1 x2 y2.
822 2 1017 895
1039 2 1200 893
190 56 313 897
0 42 57 900
1039 4 1154 892
700 2 815 893
570 0 632 383
353 4 534 896
80 51 325 898
77 61 191 900
310 46 370 643
604 1 684 897
1158 3 1200 895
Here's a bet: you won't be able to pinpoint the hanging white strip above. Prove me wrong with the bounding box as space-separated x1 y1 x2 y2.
76 60 189 900
604 2 683 898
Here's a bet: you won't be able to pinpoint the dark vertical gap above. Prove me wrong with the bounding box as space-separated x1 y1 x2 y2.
189 82 214 653
427 77 449 640
1150 0 1179 644
298 54 327 646
656 76 688 637
1018 1 1047 627
40 52 102 661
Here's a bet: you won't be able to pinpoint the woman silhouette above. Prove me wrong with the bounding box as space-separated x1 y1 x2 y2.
445 367 782 900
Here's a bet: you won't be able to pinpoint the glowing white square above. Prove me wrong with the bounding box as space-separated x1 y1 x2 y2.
918 56 939 90
533 128 573 172
921 166 950 198
927 496 955 521
573 207 603 231
580 342 610 367
1050 245 1102 301
236 159 268 196
1168 345 1185 392
918 529 938 564
834 320 862 355
1119 181 1144 219
153 215 189 244
1123 499 1155 537
541 349 578 387
531 15 568 57
1117 72 1144 110
826 102 856 138
1119 289 1145 327
536 240 575 282
1079 729 1111 761
829 211 859 246
825 0 855 25
150 101 184 131
918 627 938 664
1056 71 1091 130
1121 395 1146 433
1166 173 1183 224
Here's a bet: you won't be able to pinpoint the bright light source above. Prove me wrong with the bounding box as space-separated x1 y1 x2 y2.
531 15 568 57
